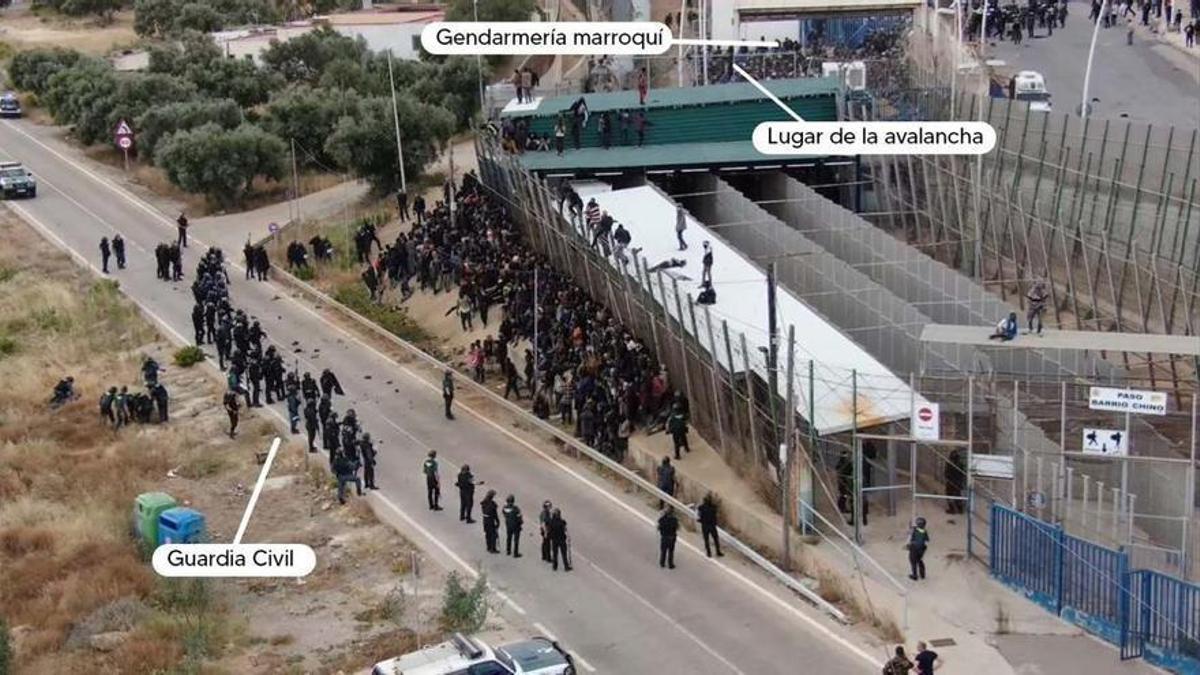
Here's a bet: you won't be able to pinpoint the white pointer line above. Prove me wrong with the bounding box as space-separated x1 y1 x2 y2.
671 38 779 48
233 436 281 544
732 63 806 122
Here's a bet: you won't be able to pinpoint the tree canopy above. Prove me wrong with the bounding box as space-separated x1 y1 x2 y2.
156 123 287 206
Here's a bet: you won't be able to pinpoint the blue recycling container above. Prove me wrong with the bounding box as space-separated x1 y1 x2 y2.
156 507 207 546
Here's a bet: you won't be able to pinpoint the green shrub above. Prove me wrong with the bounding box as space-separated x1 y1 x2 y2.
173 345 205 367
0 337 18 359
0 615 11 675
332 284 431 344
293 265 315 281
438 572 488 634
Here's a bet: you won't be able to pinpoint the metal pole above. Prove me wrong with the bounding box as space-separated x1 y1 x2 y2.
1060 381 1067 453
700 0 708 85
290 137 301 224
967 375 975 557
801 358 815 533
387 51 407 195
1082 474 1091 527
739 332 760 466
852 369 862 544
533 266 539 387
1080 0 1108 121
782 325 796 571
677 0 686 86
767 262 780 464
472 0 486 118
1185 393 1197 580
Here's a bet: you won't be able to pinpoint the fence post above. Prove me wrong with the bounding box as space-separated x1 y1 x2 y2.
1055 525 1065 615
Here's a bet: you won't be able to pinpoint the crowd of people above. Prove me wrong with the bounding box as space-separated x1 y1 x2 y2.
357 172 703 472
184 245 379 505
699 28 905 85
496 95 653 156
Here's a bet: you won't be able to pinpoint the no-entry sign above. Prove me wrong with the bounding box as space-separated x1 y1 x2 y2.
912 402 940 441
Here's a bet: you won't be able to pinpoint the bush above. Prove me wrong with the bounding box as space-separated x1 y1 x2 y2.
134 0 281 37
0 336 18 359
8 48 85 95
332 284 431 344
324 96 454 195
136 98 244 164
438 572 488 634
156 123 286 207
0 615 10 675
173 345 205 367
293 265 315 281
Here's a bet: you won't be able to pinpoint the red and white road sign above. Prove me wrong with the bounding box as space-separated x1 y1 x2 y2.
912 402 940 441
114 119 134 149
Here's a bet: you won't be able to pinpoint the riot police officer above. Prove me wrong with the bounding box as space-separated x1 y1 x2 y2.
502 495 523 558
481 490 500 554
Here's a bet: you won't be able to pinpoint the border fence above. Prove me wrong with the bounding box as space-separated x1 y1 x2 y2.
992 503 1200 673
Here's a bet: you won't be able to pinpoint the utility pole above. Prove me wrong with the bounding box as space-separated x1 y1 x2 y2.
782 325 796 571
767 260 780 469
472 0 486 118
289 137 301 225
387 50 407 195
1081 0 1108 121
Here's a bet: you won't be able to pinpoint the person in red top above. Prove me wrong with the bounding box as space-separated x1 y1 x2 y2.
636 67 649 105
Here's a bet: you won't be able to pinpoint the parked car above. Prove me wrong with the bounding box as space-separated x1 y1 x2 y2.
0 161 36 199
371 633 575 675
0 92 21 118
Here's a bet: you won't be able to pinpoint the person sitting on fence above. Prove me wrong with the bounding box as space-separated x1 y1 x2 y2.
988 312 1019 341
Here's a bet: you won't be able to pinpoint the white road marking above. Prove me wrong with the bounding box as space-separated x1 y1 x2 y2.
4 193 549 656
3 120 879 669
584 554 748 675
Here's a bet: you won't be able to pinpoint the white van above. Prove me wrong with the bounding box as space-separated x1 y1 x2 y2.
371 634 575 675
1009 71 1052 112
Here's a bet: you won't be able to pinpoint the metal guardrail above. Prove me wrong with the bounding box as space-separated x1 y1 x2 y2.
264 259 851 624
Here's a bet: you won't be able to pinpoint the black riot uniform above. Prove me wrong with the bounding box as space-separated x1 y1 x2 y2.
359 433 377 490
481 491 500 554
502 496 524 558
456 465 478 523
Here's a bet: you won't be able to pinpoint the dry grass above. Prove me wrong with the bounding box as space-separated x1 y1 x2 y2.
0 8 139 57
0 213 221 670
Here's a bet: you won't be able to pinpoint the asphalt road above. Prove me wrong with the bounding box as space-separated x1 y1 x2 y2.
986 0 1197 126
0 118 877 674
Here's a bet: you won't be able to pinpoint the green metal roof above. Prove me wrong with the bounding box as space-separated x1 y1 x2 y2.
503 77 839 119
515 141 830 173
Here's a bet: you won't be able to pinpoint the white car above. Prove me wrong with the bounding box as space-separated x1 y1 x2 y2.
371 633 575 675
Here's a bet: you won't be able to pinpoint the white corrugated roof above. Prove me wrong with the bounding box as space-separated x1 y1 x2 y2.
568 183 925 434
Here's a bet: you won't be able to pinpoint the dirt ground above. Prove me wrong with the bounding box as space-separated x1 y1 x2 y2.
0 7 138 57
0 208 512 674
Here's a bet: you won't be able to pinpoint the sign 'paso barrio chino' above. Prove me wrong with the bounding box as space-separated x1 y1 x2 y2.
1087 386 1168 416
152 543 316 577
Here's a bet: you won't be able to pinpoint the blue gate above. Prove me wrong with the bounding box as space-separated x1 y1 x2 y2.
1123 570 1200 672
989 503 1200 672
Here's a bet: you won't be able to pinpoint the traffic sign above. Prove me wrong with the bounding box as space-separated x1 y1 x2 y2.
117 136 133 150
912 402 940 441
115 119 133 137
1081 428 1129 456
267 222 280 234
1088 386 1167 416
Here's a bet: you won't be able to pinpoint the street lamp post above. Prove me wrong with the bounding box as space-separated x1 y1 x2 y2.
387 50 407 196
1080 0 1109 120
473 0 487 118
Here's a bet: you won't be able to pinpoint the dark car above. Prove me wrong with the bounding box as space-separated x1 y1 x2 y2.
0 93 21 119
